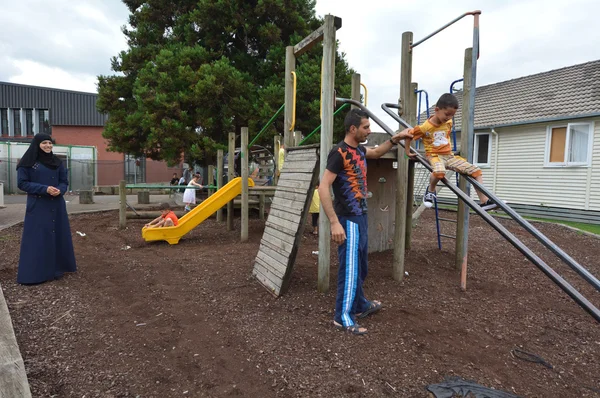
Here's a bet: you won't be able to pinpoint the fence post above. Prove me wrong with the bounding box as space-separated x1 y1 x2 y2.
119 180 126 229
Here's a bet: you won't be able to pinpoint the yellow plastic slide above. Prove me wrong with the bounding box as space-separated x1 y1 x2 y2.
142 177 255 245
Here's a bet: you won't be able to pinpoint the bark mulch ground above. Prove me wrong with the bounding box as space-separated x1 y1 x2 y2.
0 209 599 397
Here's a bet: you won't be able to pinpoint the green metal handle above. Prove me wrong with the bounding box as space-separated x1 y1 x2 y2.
299 103 350 145
249 104 285 148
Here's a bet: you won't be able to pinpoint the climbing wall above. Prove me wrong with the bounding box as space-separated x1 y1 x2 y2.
252 144 320 296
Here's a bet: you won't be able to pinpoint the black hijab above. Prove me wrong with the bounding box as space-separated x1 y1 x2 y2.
16 134 62 170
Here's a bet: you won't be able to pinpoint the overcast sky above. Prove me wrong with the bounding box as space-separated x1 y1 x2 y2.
1 0 599 131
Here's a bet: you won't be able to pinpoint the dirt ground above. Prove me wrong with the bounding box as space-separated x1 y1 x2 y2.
1 209 599 397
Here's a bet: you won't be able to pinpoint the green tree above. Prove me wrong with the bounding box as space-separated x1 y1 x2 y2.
97 0 355 164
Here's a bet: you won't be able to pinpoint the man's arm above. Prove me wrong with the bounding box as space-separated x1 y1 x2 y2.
366 129 413 159
318 169 346 244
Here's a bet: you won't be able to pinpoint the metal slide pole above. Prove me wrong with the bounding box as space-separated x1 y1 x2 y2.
381 101 600 292
466 176 600 292
338 98 600 323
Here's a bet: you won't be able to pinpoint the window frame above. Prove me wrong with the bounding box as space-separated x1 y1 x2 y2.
545 122 594 167
473 132 492 168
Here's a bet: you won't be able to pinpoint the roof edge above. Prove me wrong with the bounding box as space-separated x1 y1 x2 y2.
454 113 600 131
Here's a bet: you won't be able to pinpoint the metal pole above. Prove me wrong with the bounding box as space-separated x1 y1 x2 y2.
318 14 336 293
411 11 481 49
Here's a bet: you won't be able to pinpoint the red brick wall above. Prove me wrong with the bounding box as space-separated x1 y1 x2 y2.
52 126 182 186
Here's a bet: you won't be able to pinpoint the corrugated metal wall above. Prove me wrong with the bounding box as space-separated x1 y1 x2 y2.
0 82 107 126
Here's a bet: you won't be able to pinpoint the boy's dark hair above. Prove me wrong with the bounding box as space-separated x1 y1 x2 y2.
160 202 171 211
436 93 459 109
344 109 369 133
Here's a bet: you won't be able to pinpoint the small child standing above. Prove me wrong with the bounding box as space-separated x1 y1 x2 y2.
183 174 203 211
309 184 320 235
402 93 497 211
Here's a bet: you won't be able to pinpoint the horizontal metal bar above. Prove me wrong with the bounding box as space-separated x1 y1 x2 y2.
338 98 600 323
411 11 481 48
438 218 457 223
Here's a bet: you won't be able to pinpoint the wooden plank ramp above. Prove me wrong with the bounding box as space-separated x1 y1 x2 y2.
0 284 32 397
252 144 320 296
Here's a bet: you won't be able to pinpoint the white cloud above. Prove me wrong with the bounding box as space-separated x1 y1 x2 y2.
1 0 599 133
316 0 600 131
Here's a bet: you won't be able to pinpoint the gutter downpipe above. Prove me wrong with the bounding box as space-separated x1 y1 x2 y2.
491 128 499 193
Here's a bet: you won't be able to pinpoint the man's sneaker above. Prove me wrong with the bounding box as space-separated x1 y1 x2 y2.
423 189 436 208
480 199 498 211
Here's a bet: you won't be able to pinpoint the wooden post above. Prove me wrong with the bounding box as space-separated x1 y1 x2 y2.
273 135 281 185
216 149 224 222
227 132 235 231
241 127 249 242
208 165 215 197
351 73 361 108
284 46 296 149
404 82 418 250
457 46 477 289
119 180 126 229
393 31 412 281
293 130 302 146
318 14 336 293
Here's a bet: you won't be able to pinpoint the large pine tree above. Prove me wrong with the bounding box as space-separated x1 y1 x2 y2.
97 0 355 164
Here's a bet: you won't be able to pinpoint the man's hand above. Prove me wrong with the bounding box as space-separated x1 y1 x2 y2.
392 128 413 143
330 221 346 245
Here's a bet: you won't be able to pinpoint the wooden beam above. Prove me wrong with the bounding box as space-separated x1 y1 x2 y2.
227 132 235 230
318 14 336 294
0 284 32 397
284 46 296 148
404 82 418 250
216 149 223 222
351 73 361 109
241 127 249 242
393 31 412 282
293 16 341 56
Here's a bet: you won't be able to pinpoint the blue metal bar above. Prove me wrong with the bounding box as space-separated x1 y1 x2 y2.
336 97 600 322
434 197 442 250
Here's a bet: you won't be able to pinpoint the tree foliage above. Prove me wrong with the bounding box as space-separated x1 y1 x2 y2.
97 0 355 164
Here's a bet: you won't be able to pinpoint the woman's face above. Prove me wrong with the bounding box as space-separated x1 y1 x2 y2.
39 140 53 153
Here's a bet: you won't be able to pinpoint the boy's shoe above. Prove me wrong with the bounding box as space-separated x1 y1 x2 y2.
423 189 436 208
480 199 498 211
185 206 191 212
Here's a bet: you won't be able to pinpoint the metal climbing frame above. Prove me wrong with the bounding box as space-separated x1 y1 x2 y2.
340 97 600 323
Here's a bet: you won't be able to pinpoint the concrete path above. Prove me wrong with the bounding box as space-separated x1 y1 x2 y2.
0 193 174 231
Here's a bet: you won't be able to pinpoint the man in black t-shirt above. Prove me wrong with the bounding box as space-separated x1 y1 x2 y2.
318 109 412 335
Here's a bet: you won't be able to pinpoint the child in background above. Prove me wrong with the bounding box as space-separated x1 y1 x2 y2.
183 174 203 211
309 183 320 235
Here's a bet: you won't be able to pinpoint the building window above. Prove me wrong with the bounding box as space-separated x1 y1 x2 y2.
546 123 592 166
474 133 491 166
13 109 22 136
38 109 51 134
25 109 34 136
125 154 146 183
0 109 7 136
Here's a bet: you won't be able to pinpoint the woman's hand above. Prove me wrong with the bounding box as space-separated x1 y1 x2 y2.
47 186 61 196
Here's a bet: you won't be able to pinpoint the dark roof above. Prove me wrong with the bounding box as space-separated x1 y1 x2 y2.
423 60 600 129
0 81 107 126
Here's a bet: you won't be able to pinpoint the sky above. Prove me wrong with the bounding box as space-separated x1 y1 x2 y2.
1 0 599 131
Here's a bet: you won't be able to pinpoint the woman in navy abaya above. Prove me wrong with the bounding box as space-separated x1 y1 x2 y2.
16 134 77 284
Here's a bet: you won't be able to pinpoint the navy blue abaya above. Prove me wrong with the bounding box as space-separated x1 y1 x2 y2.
17 162 77 284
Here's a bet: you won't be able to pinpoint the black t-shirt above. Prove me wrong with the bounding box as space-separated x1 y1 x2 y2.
170 178 179 185
325 141 368 216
